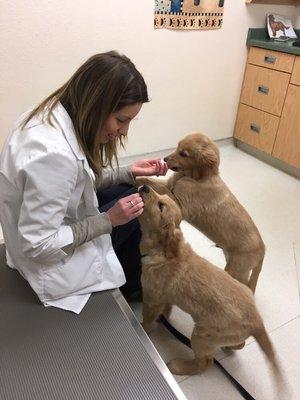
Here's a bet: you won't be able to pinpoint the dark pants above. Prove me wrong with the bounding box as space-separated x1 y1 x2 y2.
97 184 142 301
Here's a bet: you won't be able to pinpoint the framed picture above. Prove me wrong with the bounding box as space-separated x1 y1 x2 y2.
267 13 297 40
154 0 225 30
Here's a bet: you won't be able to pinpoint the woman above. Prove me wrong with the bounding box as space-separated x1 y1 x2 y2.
0 51 168 313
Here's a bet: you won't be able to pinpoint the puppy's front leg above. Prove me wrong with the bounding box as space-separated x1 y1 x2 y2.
142 302 164 333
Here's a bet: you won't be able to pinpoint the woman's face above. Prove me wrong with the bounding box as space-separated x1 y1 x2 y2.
99 103 143 144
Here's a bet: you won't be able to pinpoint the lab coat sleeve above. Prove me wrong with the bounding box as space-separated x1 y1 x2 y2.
62 212 112 254
18 151 78 265
96 165 134 189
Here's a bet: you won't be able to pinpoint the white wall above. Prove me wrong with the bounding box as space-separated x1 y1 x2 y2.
1 1 299 157
296 10 300 26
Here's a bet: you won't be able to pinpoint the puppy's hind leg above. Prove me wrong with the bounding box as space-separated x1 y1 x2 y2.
248 246 264 293
167 328 214 375
162 304 173 320
222 341 246 352
224 254 250 287
248 263 262 293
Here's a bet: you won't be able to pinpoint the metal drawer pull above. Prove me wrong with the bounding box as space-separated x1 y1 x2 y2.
258 85 269 95
250 123 261 134
264 55 277 64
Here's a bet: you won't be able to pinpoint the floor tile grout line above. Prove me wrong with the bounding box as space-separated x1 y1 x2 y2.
217 315 300 363
292 242 300 304
169 315 300 369
177 316 300 388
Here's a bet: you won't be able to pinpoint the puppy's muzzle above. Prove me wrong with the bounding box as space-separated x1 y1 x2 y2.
138 184 150 195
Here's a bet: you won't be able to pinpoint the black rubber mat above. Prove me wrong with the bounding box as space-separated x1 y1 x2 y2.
0 245 184 400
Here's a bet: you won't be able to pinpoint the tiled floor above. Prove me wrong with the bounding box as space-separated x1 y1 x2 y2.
129 142 300 400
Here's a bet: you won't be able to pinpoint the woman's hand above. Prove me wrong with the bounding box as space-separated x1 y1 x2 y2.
107 193 144 227
131 159 168 177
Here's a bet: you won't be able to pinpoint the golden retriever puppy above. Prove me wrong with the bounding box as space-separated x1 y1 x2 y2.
136 133 265 293
138 185 282 385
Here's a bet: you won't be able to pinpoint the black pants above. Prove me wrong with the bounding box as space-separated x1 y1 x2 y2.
97 184 142 300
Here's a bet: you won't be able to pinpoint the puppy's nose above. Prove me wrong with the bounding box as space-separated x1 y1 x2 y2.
164 156 169 162
139 185 150 194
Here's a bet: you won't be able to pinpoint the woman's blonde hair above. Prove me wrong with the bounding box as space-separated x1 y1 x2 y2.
21 51 149 175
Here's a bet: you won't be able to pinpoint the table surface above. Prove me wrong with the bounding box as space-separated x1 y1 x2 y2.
0 245 186 400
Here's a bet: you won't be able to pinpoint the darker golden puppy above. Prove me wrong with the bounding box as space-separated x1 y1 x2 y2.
136 133 265 292
138 185 283 389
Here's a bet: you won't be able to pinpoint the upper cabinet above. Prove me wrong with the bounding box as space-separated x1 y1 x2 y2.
245 0 300 4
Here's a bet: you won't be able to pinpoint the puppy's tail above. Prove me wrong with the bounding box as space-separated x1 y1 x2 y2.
253 324 290 399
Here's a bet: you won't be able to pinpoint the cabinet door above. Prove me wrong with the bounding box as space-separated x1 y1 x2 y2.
273 85 300 169
234 104 280 154
240 64 290 116
291 57 300 86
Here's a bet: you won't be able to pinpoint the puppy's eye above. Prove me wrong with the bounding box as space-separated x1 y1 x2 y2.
158 202 164 212
179 150 188 157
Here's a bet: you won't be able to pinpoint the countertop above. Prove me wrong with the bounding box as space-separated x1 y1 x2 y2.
247 28 300 56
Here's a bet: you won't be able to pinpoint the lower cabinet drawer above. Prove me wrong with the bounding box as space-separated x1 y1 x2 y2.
234 104 280 154
240 64 290 116
248 47 295 73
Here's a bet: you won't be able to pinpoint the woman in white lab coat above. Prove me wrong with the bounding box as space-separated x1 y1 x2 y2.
0 51 168 313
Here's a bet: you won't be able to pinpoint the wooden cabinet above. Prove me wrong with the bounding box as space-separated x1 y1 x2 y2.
248 47 295 73
291 57 300 86
273 85 300 168
234 104 280 154
240 64 290 116
234 46 300 171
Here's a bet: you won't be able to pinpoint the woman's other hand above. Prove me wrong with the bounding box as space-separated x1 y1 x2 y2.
131 159 168 177
107 193 144 227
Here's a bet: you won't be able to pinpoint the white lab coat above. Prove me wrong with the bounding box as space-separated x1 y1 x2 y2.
0 102 126 313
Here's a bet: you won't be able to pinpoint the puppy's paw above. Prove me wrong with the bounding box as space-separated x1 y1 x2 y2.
167 359 187 375
167 357 210 376
222 341 245 352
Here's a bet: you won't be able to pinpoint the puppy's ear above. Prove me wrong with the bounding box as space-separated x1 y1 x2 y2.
197 144 220 169
160 223 181 259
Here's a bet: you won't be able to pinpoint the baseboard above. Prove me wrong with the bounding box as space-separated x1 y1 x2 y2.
119 137 233 166
235 139 300 180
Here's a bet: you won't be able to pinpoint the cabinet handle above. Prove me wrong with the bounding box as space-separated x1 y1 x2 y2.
250 123 261 134
264 55 277 64
258 85 269 95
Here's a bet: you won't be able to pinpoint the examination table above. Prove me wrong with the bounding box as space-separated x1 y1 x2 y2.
0 245 186 400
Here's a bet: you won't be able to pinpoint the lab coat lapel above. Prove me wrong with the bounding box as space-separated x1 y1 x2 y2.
52 102 99 214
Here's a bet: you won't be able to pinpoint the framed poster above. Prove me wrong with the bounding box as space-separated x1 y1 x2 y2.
154 0 225 30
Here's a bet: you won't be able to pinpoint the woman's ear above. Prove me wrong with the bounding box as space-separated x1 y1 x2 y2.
160 223 181 258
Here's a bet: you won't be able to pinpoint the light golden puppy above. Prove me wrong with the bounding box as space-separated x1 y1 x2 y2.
136 133 265 293
138 185 282 385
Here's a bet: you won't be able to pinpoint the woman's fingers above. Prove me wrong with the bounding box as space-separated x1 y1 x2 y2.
107 193 144 227
123 193 144 215
158 159 168 175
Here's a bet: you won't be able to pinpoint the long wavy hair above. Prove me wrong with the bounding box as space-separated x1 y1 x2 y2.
21 51 149 175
